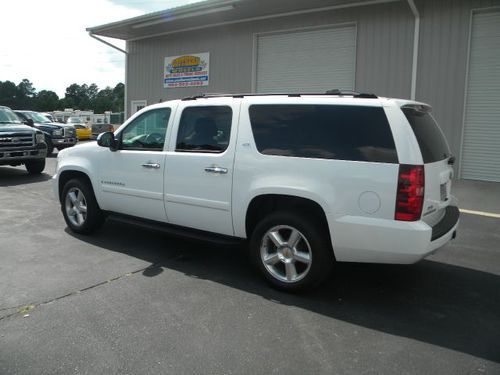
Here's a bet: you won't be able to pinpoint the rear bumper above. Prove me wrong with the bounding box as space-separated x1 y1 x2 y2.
328 206 459 264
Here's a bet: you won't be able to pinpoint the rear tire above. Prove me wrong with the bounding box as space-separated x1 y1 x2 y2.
25 159 45 174
249 211 334 292
61 178 104 234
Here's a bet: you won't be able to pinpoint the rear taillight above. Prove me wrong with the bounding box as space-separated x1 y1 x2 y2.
395 164 425 221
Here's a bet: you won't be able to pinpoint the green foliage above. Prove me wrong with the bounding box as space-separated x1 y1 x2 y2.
0 79 124 113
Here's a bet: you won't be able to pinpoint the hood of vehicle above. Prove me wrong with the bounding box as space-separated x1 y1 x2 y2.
58 139 98 157
35 123 61 131
0 124 35 133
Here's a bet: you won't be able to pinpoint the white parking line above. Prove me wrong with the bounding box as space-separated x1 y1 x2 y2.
459 208 500 219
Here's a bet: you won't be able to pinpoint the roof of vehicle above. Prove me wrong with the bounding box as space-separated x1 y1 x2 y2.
143 92 430 111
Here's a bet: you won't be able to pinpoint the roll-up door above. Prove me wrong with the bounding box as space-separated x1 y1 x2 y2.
255 26 356 93
461 11 500 181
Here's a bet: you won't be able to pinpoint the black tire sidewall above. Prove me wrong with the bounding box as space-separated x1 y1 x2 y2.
25 159 45 174
250 211 334 292
61 178 103 234
45 138 54 156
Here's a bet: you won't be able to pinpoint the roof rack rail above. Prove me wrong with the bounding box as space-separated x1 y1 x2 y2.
325 89 378 98
181 91 378 100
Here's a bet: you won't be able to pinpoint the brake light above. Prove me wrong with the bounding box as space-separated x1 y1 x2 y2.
395 164 425 221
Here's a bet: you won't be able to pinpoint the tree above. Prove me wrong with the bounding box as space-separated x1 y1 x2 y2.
35 90 59 112
14 79 36 109
0 81 19 108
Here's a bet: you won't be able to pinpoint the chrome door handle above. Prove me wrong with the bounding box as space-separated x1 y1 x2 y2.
204 166 228 174
141 162 161 169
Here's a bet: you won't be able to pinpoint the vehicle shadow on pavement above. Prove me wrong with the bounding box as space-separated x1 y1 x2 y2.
67 219 500 364
0 167 52 187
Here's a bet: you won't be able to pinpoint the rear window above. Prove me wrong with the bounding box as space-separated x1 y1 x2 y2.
402 107 450 163
249 105 398 163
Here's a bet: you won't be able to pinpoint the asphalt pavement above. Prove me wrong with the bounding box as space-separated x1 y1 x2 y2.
1 152 499 375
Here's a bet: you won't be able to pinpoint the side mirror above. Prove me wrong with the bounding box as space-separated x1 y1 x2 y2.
97 131 118 151
25 119 34 127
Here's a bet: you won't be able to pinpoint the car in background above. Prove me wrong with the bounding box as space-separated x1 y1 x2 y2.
67 117 92 140
91 123 115 139
14 110 77 156
0 106 47 174
41 112 56 122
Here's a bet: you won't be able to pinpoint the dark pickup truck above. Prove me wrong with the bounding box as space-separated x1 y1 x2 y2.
14 110 77 156
0 106 47 174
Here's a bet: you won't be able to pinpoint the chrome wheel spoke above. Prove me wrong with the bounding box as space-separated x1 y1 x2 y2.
263 253 280 266
79 205 87 213
293 251 311 265
285 262 298 281
68 191 78 205
76 213 85 225
268 230 285 247
287 229 301 249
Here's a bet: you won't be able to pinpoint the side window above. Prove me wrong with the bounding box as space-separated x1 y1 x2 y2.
249 105 398 163
121 108 171 151
176 106 232 153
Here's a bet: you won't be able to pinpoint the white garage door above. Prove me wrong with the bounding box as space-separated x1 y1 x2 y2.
255 26 356 93
461 11 500 181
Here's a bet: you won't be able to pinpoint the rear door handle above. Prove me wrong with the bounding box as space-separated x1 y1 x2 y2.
204 166 228 174
142 162 161 169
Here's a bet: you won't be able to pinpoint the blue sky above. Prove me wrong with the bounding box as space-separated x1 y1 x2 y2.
0 0 204 97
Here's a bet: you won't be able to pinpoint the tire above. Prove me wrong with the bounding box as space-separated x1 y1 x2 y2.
45 137 54 156
249 211 334 292
25 159 45 174
61 178 104 234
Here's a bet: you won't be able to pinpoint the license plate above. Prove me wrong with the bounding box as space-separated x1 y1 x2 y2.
440 183 447 201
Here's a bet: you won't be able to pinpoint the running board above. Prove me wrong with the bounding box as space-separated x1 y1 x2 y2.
106 213 244 246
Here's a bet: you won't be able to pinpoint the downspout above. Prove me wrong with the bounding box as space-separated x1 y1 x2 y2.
407 0 420 100
88 32 128 117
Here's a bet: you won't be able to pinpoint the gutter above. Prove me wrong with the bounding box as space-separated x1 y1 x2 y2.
407 0 420 100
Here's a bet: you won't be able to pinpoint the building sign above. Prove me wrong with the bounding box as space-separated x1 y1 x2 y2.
164 52 210 88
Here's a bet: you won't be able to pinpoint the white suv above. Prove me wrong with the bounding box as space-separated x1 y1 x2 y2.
53 92 459 291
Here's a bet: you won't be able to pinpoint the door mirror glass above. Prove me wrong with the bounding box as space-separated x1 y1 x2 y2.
97 131 117 151
25 119 34 126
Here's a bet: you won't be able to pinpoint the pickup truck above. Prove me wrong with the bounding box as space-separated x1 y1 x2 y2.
0 106 47 174
14 110 77 155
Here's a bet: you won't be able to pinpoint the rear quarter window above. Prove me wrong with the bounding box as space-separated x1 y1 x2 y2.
402 107 450 163
249 104 398 163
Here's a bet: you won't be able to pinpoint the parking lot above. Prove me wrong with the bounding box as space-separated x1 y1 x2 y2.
1 152 499 375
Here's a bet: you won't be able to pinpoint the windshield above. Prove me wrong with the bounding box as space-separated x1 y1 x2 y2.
0 107 22 124
23 111 52 123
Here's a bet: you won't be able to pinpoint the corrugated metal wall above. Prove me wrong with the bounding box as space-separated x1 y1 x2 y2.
416 0 499 176
127 1 414 106
126 0 500 175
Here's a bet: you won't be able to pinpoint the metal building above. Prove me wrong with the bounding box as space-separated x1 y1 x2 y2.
88 0 500 181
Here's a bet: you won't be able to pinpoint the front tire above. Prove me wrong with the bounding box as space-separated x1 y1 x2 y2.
250 211 334 292
25 159 45 174
61 178 104 234
45 137 54 156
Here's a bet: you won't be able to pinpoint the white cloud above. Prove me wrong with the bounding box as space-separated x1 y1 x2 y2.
0 0 143 97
